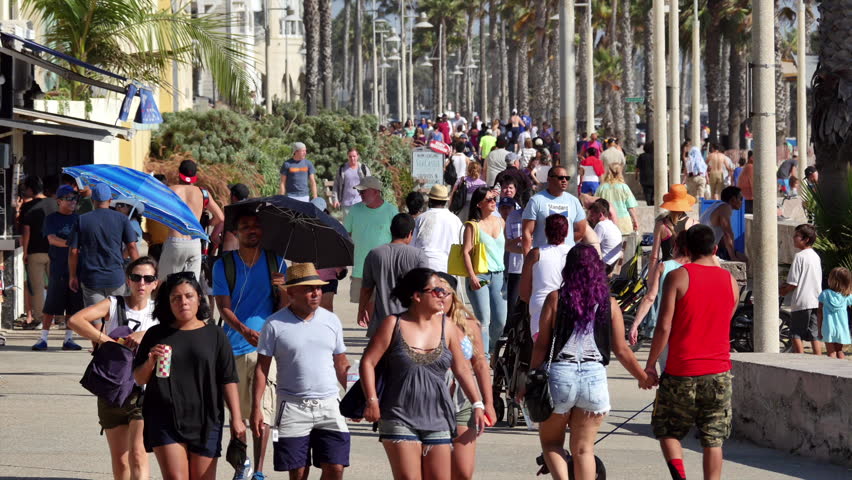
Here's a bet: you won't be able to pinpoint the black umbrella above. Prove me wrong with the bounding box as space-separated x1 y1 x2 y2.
224 196 353 269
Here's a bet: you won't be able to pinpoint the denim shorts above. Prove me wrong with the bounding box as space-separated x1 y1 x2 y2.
548 361 610 415
378 420 453 445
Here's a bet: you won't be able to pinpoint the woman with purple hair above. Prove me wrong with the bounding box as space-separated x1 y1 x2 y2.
529 244 653 479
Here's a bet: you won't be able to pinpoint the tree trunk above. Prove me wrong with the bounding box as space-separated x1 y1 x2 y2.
319 0 333 110
643 6 654 141
342 0 351 112
578 9 589 133
811 0 851 225
499 20 510 120
489 0 499 119
704 1 723 144
509 37 518 113
304 0 320 115
718 39 730 142
517 35 530 114
619 0 636 155
530 1 550 124
774 3 790 146
728 42 748 151
479 4 488 121
353 0 363 115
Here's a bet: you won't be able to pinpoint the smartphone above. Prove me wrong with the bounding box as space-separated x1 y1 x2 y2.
479 280 490 286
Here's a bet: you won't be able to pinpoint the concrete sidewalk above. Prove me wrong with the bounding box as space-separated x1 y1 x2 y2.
1 276 849 479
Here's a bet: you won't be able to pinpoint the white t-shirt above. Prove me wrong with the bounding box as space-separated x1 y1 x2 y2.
594 219 623 265
517 131 531 150
412 207 464 272
104 297 157 334
522 190 586 249
786 248 822 311
257 307 347 400
520 148 537 168
450 154 467 182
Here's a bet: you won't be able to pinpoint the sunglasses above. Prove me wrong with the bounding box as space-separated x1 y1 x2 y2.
549 175 570 181
129 273 157 283
483 196 497 203
421 287 450 298
167 271 196 281
60 196 79 202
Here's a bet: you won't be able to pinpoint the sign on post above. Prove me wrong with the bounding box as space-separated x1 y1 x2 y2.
411 148 445 188
625 97 645 103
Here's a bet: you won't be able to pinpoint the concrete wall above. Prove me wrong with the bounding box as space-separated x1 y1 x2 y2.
730 353 852 467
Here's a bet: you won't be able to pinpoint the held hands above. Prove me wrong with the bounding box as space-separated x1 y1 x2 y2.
640 366 660 390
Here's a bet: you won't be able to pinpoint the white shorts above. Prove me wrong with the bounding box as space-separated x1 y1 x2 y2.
274 396 349 438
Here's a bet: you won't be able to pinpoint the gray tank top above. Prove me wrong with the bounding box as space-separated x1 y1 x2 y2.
380 316 457 433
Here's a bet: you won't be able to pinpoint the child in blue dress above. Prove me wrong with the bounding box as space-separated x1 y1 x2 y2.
818 267 852 359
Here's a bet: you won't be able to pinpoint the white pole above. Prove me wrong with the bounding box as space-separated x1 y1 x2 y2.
265 0 272 114
691 0 700 150
409 19 416 120
653 0 668 212
372 0 379 117
399 0 407 123
585 4 594 136
752 0 779 353
796 0 807 176
668 0 681 183
559 0 577 178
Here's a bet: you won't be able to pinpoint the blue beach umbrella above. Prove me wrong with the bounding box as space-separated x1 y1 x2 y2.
63 164 208 240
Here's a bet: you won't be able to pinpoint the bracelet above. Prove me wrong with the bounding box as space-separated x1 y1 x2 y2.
472 401 485 410
367 397 378 404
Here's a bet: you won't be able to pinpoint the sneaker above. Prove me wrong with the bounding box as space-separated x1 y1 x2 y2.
251 473 266 480
233 460 252 480
62 340 82 351
32 339 48 351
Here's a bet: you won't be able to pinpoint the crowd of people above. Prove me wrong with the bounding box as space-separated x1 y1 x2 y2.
10 106 851 480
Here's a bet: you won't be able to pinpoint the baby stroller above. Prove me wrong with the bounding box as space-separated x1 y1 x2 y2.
609 242 649 351
491 299 535 427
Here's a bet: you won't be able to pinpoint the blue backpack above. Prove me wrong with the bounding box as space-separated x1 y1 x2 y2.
79 297 139 407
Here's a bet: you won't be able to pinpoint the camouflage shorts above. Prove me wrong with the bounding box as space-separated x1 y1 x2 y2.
651 371 733 448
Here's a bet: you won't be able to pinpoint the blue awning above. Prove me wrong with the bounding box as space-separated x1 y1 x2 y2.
1 32 126 82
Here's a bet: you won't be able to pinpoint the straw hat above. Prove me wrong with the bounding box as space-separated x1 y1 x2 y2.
660 184 696 212
281 263 328 288
427 184 449 201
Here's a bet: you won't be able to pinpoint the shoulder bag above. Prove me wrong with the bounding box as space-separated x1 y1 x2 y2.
447 221 489 277
524 323 557 423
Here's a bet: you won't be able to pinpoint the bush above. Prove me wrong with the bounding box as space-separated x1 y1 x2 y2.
148 102 402 202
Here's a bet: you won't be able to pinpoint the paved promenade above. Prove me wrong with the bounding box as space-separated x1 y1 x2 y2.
1 277 849 479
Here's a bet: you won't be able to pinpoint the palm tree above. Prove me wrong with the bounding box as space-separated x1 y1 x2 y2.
320 0 334 110
419 0 465 115
342 0 352 111
23 0 253 102
304 0 320 115
619 0 636 154
810 0 851 221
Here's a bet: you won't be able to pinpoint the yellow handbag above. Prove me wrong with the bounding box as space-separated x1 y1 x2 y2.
447 221 489 277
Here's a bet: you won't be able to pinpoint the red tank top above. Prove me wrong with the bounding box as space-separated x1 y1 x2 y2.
666 263 735 377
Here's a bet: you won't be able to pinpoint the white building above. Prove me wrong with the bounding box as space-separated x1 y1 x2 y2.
193 0 304 106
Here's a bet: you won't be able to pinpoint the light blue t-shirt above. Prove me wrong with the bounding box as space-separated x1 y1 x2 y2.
522 190 586 248
212 250 286 356
257 307 347 400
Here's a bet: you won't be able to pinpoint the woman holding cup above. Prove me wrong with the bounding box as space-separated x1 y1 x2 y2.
133 272 245 480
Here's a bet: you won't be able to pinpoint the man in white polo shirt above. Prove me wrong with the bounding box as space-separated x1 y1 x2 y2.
412 185 463 272
252 263 350 479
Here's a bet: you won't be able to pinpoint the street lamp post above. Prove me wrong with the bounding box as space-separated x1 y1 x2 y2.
796 0 807 175
691 0 700 152
752 0 779 353
399 0 407 124
371 3 380 117
653 0 668 212
668 0 681 183
584 3 593 136
559 0 577 176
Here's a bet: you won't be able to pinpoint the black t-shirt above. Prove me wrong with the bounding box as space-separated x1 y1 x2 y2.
133 323 238 448
22 197 58 254
636 152 654 187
